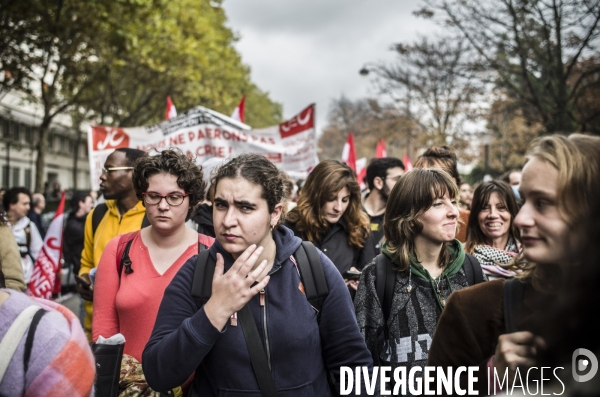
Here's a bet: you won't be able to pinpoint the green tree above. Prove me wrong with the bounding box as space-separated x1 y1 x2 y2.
83 0 282 128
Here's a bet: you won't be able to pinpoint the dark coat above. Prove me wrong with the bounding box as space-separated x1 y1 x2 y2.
427 279 556 395
142 225 374 396
193 203 215 238
285 218 377 274
27 209 46 239
62 213 88 275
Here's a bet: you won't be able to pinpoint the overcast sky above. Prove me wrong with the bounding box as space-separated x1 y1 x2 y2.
221 0 439 133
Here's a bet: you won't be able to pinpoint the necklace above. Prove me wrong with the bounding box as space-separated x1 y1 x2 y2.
433 276 446 308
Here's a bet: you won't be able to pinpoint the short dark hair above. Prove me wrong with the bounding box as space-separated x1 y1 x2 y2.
414 146 461 186
365 157 405 190
211 153 288 224
132 149 206 221
2 187 31 211
70 191 91 213
115 148 146 167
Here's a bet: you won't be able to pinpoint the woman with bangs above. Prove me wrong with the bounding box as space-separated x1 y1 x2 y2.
427 134 600 395
354 168 485 379
285 160 376 292
465 181 521 280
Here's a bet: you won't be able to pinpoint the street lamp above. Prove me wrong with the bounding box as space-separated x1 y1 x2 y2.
481 131 494 181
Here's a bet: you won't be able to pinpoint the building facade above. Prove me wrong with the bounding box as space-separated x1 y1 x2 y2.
0 90 91 194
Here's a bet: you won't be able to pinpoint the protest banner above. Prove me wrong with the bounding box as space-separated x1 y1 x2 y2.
88 104 318 189
27 191 65 299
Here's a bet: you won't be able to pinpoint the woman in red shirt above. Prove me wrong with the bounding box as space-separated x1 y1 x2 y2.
93 149 213 394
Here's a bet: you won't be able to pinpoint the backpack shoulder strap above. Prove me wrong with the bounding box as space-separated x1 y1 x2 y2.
503 278 525 334
92 203 108 237
463 253 485 286
24 225 31 252
375 254 396 323
237 304 278 397
294 241 328 315
115 231 140 276
0 306 43 383
24 308 46 374
191 249 215 309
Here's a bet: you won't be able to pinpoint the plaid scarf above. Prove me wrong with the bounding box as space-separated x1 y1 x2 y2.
26 297 96 397
473 236 519 279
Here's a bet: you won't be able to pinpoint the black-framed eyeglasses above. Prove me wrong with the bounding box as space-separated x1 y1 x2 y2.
102 166 134 174
142 192 189 206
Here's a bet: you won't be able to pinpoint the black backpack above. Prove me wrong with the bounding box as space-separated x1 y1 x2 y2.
375 253 485 322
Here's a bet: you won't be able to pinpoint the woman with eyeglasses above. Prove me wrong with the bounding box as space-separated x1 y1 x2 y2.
93 149 214 395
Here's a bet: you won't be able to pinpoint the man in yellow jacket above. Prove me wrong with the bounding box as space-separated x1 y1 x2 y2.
78 148 147 340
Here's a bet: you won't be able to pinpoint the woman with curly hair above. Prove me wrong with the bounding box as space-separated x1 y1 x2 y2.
93 149 214 394
465 180 521 280
285 160 376 290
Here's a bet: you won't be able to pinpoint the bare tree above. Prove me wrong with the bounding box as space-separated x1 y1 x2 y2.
367 35 484 155
416 0 600 133
319 96 419 161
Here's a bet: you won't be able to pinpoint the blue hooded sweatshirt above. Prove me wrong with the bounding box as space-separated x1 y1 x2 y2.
142 225 374 396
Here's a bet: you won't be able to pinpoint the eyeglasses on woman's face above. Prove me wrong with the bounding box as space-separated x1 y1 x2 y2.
142 192 189 206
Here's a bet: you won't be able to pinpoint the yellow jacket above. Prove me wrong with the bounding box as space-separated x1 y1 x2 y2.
79 199 146 339
79 199 146 276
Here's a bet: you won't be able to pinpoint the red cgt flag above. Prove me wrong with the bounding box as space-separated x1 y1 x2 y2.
375 138 387 158
342 132 357 172
27 191 66 299
231 95 246 123
403 153 413 171
165 96 177 120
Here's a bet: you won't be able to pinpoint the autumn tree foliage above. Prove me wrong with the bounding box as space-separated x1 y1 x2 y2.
0 0 281 192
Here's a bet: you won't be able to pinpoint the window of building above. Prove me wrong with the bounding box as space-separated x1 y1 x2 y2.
48 134 54 150
24 169 32 191
2 166 8 187
59 136 66 152
2 119 10 139
12 167 19 186
12 122 20 142
24 125 34 144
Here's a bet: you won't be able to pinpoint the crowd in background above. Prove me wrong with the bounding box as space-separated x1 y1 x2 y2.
1 133 599 396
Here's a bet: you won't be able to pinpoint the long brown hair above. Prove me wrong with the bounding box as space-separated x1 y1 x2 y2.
287 160 370 247
507 134 600 288
384 168 459 271
464 181 520 253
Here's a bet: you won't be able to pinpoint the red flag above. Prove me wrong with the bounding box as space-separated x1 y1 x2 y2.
375 138 387 158
342 132 357 172
165 96 177 120
356 157 367 190
231 95 246 123
27 191 66 299
403 153 413 171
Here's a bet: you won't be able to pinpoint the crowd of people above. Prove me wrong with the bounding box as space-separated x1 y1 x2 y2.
0 132 599 396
